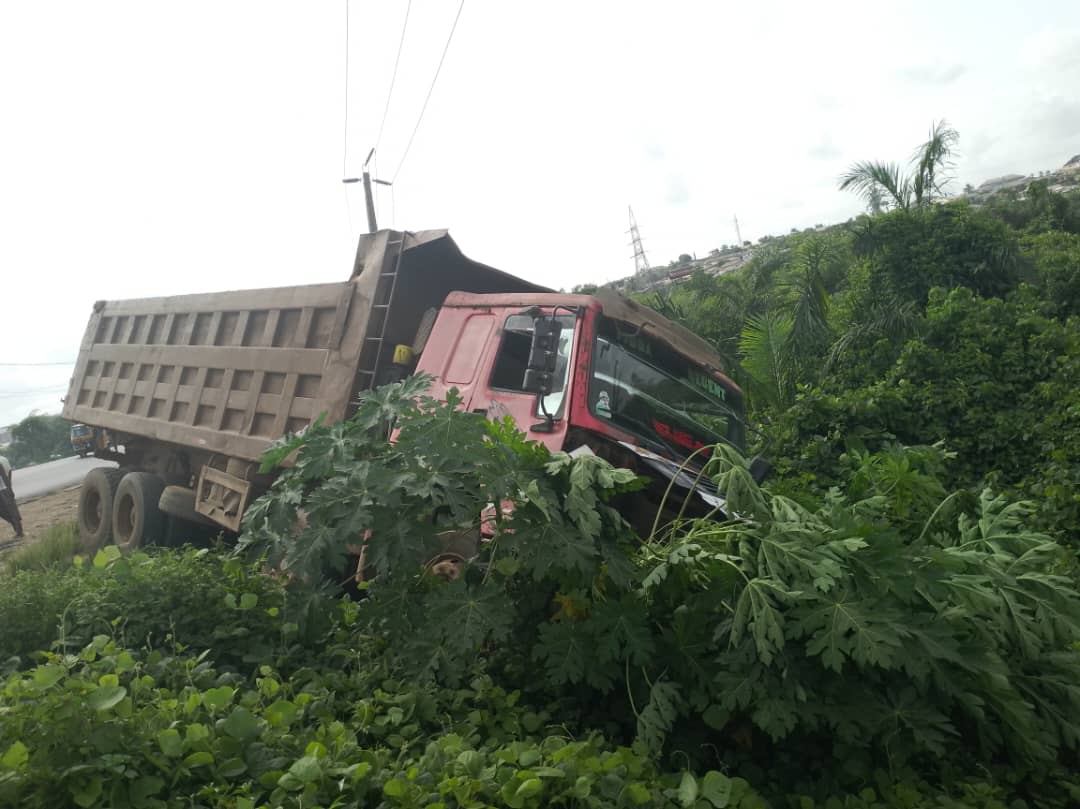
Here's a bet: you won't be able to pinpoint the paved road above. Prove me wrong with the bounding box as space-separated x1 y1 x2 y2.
13 455 116 503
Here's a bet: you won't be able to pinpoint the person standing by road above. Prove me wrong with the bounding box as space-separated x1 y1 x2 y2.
0 455 24 538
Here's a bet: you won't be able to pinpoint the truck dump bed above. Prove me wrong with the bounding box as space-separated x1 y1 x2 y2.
62 230 545 463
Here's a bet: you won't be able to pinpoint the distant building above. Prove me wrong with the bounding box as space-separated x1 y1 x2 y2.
976 174 1029 194
663 248 750 285
1061 154 1080 174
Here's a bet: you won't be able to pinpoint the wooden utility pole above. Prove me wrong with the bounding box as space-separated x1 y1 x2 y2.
362 148 378 232
363 168 378 232
344 147 391 234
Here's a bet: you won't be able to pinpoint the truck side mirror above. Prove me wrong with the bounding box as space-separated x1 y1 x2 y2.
522 317 563 396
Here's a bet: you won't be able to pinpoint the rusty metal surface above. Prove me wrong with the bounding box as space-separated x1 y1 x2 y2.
62 229 736 476
61 230 549 465
63 280 367 462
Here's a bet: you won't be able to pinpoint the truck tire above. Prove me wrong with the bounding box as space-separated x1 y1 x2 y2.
112 472 166 551
158 485 219 547
423 528 480 582
159 485 219 525
77 468 125 552
353 527 480 588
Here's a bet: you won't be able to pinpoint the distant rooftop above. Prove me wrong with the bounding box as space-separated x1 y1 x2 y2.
976 174 1028 193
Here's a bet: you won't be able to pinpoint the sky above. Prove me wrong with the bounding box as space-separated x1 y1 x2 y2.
1 0 1079 426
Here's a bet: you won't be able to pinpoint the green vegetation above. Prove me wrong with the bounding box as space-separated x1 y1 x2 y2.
4 125 1080 806
646 128 1080 548
2 413 73 468
2 521 79 574
3 379 1079 806
839 120 959 213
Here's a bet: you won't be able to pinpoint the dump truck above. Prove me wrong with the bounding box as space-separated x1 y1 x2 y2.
63 229 752 556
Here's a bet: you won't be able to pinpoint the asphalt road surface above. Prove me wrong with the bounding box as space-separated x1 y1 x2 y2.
13 455 116 503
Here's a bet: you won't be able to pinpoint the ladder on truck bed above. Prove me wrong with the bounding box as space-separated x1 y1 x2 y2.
352 234 407 404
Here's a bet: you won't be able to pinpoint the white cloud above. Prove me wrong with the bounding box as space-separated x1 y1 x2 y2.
898 63 968 85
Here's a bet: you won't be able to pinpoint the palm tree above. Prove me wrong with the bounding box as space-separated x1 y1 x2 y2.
739 310 793 410
839 120 959 213
737 236 834 410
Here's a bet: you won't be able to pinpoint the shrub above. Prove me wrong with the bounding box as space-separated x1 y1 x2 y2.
2 521 79 575
0 547 287 672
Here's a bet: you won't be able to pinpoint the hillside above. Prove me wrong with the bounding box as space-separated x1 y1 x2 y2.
608 151 1080 296
631 139 1080 545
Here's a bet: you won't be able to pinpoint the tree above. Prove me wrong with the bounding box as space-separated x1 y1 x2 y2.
5 414 72 468
571 283 599 294
737 237 837 410
848 202 1019 305
839 120 959 212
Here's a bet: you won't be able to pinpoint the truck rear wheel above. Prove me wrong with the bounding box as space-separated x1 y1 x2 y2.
158 485 219 547
112 472 166 551
77 468 125 552
353 527 480 587
158 485 218 526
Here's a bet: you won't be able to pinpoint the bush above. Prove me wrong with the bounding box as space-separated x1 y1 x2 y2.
2 379 1079 806
770 287 1080 543
2 521 79 574
240 379 1080 802
0 547 287 672
4 414 72 468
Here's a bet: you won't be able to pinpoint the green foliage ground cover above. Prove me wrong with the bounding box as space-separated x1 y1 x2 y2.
2 520 80 574
3 382 1079 806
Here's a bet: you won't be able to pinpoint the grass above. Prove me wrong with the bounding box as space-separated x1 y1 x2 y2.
3 521 80 575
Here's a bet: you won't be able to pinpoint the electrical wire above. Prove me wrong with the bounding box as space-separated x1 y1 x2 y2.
0 386 68 400
0 362 74 367
391 0 466 184
373 0 413 155
373 152 380 221
342 0 351 177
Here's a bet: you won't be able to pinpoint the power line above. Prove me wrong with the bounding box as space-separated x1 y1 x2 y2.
373 0 413 155
0 386 68 400
373 152 380 221
342 0 351 177
0 362 75 367
391 0 466 184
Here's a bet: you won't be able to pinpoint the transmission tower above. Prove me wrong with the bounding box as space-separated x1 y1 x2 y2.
628 206 650 275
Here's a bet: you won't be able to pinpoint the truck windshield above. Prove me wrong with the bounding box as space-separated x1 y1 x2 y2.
589 318 743 458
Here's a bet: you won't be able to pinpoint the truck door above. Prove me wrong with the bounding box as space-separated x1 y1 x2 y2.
416 310 499 412
474 312 579 450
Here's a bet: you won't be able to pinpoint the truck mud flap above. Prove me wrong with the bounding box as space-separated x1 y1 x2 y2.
194 464 252 533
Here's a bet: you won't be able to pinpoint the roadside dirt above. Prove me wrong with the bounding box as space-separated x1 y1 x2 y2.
2 487 80 545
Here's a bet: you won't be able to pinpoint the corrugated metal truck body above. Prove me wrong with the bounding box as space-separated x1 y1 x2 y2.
63 279 363 464
63 230 544 533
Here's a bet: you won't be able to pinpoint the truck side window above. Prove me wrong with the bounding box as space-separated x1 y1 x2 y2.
489 327 532 391
489 314 576 417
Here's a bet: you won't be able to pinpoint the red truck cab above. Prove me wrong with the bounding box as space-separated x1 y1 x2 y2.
414 289 747 524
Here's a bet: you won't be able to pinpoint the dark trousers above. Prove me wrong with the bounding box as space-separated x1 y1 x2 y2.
0 489 22 536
